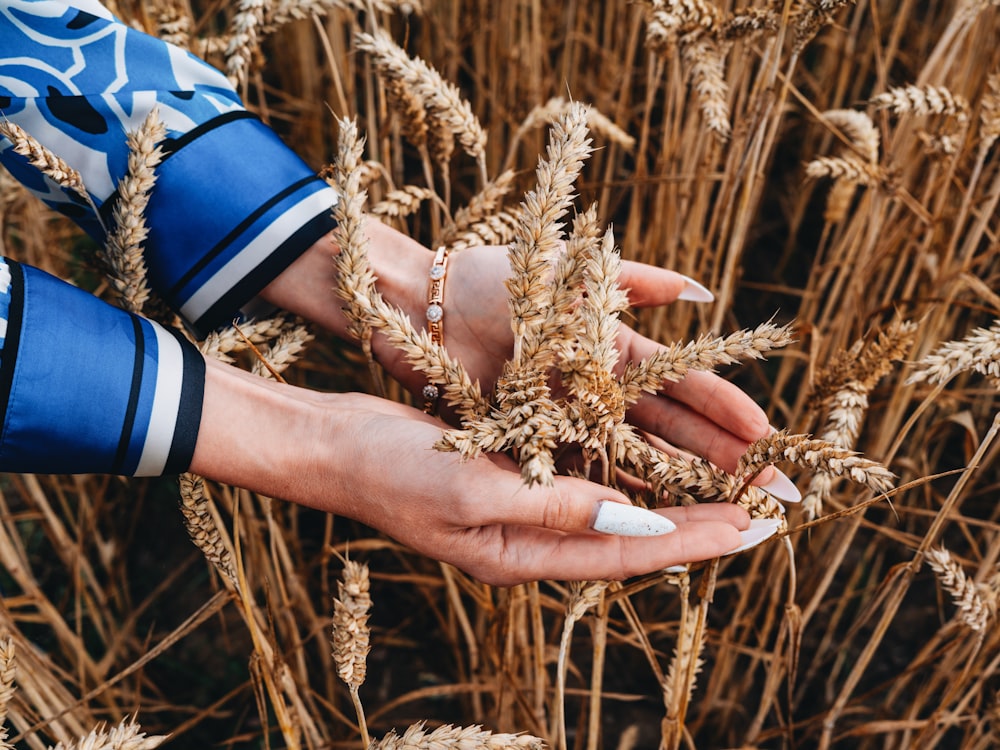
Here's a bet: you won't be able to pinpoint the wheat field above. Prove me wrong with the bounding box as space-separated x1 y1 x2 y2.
1 0 1000 748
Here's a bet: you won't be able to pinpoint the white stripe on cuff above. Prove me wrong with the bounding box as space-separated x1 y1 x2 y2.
179 186 338 323
134 322 185 477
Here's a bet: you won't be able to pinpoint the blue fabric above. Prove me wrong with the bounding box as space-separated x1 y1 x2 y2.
0 0 343 477
0 259 10 366
0 259 204 475
0 0 337 334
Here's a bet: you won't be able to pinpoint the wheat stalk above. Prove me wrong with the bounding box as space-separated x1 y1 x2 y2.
620 322 794 409
514 97 636 152
0 637 14 730
555 581 607 750
803 319 916 518
48 716 167 750
104 109 165 314
907 318 1000 385
507 102 593 366
372 185 436 218
332 558 372 746
980 73 1000 150
370 722 546 749
925 547 992 632
738 431 896 494
198 315 289 364
249 319 313 379
356 30 488 181
681 33 732 141
178 473 238 587
872 84 971 121
0 119 86 197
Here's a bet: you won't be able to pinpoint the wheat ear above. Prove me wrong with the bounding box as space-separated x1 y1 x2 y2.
555 581 608 750
371 722 546 749
105 108 165 314
178 473 238 587
0 119 86 197
907 318 1000 385
49 716 167 750
738 431 896 495
925 547 992 632
332 558 372 746
620 322 794 406
0 636 14 730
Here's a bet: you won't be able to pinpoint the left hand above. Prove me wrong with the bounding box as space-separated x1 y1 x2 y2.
261 221 800 501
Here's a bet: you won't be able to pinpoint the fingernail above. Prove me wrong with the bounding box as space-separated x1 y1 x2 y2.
725 518 782 555
591 501 677 537
676 275 714 303
762 469 801 503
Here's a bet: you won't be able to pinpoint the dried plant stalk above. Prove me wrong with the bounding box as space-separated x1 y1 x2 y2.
620 322 794 406
356 30 487 179
554 581 607 750
925 547 993 632
198 315 290 364
0 637 14 730
907 318 1000 385
507 101 593 365
738 431 896 494
249 319 313 379
332 558 372 746
515 97 636 151
104 109 165 314
178 473 238 586
0 119 86 196
803 319 916 518
49 716 167 750
370 722 546 749
372 185 436 218
872 84 971 121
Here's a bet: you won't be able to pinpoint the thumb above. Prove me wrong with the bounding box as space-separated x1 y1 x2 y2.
482 474 676 537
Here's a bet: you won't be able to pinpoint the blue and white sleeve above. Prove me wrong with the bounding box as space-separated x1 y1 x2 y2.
0 257 204 476
0 0 338 336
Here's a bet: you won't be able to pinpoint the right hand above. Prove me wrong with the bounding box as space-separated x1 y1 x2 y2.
190 360 753 586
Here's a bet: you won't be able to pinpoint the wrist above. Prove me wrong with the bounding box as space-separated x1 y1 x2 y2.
259 217 431 342
189 359 343 507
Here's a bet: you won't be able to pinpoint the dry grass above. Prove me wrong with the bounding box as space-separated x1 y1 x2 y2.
2 0 1000 747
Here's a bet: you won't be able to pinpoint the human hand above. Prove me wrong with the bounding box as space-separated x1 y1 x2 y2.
190 360 776 585
262 222 800 502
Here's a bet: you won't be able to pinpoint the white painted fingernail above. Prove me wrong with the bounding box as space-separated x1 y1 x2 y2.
591 501 677 536
725 518 782 555
676 275 714 303
762 469 801 503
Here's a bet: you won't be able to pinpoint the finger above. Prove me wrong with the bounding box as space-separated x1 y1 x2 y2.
626 390 762 472
620 260 714 306
463 519 745 585
476 474 678 537
658 502 750 528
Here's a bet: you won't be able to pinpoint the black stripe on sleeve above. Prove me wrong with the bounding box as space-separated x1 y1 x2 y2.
97 111 257 230
162 328 205 475
111 315 146 473
0 260 26 429
190 208 338 336
166 174 321 300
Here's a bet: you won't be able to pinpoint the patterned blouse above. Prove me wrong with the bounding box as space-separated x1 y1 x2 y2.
0 0 337 476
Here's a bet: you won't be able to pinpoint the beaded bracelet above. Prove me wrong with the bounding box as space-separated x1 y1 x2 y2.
421 246 449 414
